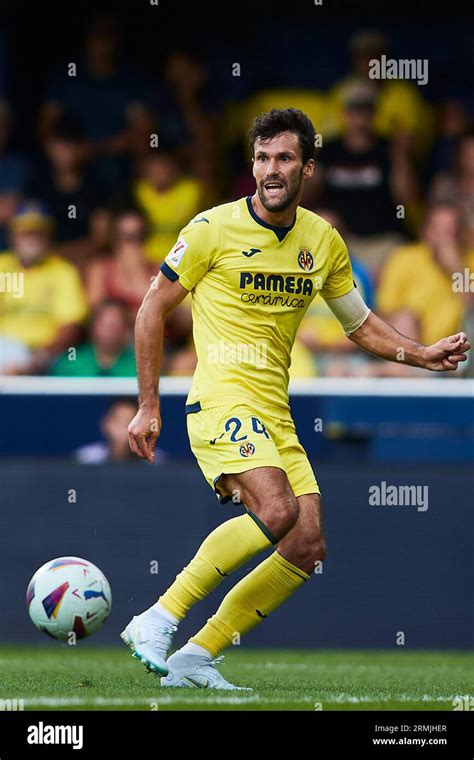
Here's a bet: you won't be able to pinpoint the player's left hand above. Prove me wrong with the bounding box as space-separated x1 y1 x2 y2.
423 332 470 371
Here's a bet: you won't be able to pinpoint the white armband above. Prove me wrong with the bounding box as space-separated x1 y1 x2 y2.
323 287 371 336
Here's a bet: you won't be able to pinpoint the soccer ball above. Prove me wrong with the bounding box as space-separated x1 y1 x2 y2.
26 556 112 640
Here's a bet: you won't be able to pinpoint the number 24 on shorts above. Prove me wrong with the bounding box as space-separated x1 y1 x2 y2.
210 415 270 444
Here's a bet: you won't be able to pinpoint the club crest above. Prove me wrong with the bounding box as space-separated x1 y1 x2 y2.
239 442 256 458
298 248 314 271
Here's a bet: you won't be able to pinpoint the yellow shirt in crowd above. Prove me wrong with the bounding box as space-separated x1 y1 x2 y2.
239 89 340 142
376 243 474 345
134 177 203 264
328 77 435 153
0 252 88 348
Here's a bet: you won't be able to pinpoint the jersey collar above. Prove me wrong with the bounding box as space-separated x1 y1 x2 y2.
246 196 296 242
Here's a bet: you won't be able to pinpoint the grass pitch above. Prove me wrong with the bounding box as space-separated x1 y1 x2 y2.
0 646 472 711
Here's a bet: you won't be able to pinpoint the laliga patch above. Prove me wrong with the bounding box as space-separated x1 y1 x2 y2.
166 236 189 267
239 442 255 458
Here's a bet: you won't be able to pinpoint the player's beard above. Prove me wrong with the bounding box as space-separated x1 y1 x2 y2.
258 171 303 213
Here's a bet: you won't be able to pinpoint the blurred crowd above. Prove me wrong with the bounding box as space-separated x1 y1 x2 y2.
1 16 473 379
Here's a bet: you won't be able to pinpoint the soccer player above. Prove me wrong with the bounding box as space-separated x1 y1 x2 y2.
122 109 470 689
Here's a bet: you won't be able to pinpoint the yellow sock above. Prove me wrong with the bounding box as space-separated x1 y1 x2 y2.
158 513 275 620
189 551 310 656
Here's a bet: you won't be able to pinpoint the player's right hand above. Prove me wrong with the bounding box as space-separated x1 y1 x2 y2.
128 405 162 463
423 331 470 371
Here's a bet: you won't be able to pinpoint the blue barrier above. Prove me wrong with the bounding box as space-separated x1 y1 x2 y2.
1 461 472 649
1 377 473 461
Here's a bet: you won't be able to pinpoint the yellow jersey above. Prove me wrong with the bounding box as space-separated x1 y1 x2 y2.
0 252 88 348
161 196 354 419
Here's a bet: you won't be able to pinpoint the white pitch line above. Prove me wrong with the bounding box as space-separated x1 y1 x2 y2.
240 662 468 671
6 693 467 708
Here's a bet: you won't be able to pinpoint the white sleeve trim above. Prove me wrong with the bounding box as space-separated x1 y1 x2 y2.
323 286 371 336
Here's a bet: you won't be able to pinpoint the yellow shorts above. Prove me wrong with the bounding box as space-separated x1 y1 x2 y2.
186 403 320 503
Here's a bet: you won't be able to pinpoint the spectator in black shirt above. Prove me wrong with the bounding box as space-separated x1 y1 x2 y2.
317 81 417 278
27 117 109 267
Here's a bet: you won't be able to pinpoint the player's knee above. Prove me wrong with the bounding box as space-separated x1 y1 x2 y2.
251 491 299 540
269 493 299 538
293 534 327 567
310 536 327 563
277 496 299 537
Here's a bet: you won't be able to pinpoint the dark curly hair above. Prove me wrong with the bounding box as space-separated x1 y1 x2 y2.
248 108 316 165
